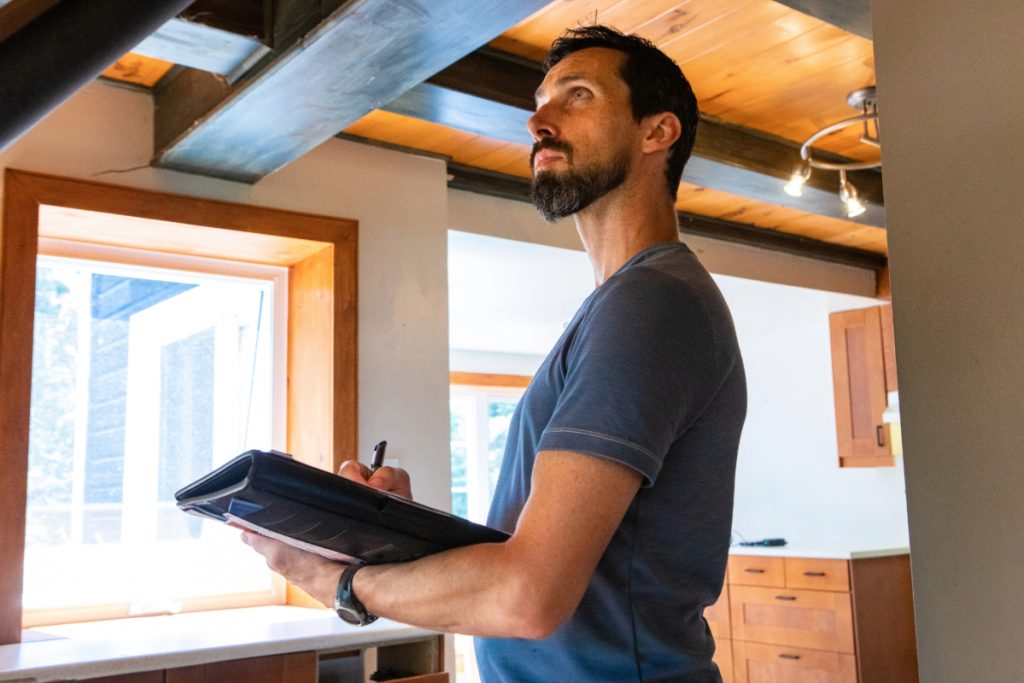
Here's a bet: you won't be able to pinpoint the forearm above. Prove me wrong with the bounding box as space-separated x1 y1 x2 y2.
352 540 553 638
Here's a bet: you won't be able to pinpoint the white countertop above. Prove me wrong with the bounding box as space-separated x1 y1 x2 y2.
729 543 910 560
0 606 438 682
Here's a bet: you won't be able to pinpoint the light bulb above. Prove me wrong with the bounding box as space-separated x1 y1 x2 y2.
839 171 867 218
784 161 811 197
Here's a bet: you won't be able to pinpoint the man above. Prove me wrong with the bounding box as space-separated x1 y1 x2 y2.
244 25 746 682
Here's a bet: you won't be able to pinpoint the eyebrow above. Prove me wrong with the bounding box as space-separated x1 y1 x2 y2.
534 74 595 105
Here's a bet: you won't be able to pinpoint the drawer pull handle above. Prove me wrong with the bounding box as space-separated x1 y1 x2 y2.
778 654 801 661
775 595 797 601
803 571 826 577
877 425 885 446
744 568 766 574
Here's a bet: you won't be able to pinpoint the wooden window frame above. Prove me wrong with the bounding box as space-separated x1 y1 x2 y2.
0 170 358 644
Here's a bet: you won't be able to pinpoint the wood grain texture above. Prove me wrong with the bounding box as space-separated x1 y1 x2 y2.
733 640 857 683
54 672 165 683
850 555 919 682
729 585 855 653
165 651 317 683
728 555 786 587
784 557 851 592
829 307 893 467
101 53 175 88
450 372 532 389
879 304 898 392
287 245 336 473
491 0 878 161
0 170 42 644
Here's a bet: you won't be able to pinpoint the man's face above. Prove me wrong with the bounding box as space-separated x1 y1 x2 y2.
529 48 639 222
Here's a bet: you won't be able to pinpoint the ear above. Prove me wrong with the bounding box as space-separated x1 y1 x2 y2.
640 112 682 155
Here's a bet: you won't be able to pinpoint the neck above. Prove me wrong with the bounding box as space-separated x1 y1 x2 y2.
573 173 680 285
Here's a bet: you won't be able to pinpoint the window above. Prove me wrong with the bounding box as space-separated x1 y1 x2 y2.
24 244 286 620
449 387 523 524
0 171 357 641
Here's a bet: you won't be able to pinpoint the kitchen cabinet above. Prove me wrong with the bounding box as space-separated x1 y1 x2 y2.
829 305 897 467
708 551 917 683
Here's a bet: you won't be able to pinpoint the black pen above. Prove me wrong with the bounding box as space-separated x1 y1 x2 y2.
370 440 387 473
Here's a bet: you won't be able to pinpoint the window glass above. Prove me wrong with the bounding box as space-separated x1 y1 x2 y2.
25 254 281 614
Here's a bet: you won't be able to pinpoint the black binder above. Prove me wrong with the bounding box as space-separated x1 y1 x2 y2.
175 449 508 564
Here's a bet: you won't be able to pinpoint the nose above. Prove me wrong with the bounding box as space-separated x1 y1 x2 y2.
528 103 557 142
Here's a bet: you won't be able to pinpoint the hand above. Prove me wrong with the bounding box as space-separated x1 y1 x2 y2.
241 531 343 607
338 460 413 500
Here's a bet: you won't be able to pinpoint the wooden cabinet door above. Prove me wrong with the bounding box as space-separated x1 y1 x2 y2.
706 582 732 640
829 307 893 467
784 558 850 592
733 640 856 683
166 652 317 683
730 586 855 653
714 638 734 683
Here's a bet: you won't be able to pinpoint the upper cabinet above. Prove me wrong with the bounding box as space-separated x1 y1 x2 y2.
829 305 897 468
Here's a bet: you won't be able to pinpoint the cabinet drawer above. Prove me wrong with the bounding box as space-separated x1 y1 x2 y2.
733 640 856 683
714 638 734 683
785 557 850 592
728 555 785 587
705 583 731 640
730 585 854 653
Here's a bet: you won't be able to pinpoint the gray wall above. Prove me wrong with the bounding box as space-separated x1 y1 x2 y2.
872 1 1024 679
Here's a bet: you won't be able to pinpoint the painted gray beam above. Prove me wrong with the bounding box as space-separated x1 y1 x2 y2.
0 0 196 152
771 0 872 39
446 163 886 271
134 16 269 79
153 0 550 183
383 50 886 228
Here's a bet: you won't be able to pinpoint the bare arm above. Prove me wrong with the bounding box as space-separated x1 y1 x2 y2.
243 449 641 638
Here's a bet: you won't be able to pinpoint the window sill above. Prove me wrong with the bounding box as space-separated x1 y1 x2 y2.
0 606 437 682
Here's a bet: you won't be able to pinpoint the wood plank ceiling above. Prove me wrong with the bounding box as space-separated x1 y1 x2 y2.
92 0 886 259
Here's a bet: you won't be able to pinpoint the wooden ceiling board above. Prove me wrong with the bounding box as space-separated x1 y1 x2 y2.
101 53 175 88
490 0 879 161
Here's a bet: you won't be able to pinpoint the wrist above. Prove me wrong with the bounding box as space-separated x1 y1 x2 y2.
334 563 377 626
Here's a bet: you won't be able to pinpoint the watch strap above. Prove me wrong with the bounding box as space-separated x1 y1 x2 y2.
335 562 377 626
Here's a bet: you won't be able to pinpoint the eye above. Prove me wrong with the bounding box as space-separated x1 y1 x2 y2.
571 87 590 100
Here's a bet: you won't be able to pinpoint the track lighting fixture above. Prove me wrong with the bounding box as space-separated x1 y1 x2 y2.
784 87 881 218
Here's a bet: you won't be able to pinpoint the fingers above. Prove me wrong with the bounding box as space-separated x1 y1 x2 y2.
338 459 372 483
368 466 413 499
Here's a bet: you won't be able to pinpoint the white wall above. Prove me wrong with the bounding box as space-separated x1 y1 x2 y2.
0 81 454 511
872 1 1024 679
721 275 909 547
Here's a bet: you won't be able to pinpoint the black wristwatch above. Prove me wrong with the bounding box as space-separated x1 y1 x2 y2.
334 562 377 626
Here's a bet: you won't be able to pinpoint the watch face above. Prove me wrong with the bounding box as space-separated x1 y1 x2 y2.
335 605 364 626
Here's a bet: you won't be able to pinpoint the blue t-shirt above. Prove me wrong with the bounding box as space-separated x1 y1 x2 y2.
475 242 747 683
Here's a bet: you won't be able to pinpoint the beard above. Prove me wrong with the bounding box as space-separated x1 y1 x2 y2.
530 140 631 223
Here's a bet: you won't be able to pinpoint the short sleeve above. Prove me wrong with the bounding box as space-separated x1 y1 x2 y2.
536 268 719 486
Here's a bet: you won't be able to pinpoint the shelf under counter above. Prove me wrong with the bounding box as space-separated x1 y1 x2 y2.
0 605 442 682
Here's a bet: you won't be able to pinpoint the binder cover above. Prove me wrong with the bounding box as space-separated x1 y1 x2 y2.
175 449 508 564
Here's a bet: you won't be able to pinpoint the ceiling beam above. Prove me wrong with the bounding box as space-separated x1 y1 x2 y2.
133 0 269 79
446 163 886 272
0 0 196 152
152 0 550 183
771 0 872 39
382 49 886 228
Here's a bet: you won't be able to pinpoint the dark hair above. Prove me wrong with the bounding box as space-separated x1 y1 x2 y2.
544 25 698 200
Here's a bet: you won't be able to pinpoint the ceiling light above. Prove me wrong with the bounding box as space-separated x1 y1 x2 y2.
784 161 811 197
839 170 867 218
783 87 880 218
